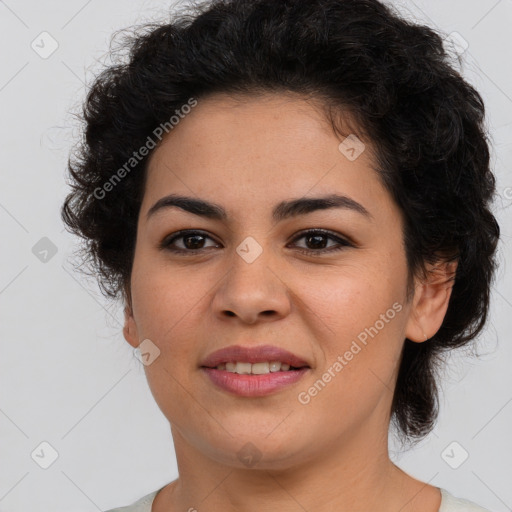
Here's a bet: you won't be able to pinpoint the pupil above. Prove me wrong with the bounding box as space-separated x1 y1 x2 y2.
185 235 204 249
307 234 326 249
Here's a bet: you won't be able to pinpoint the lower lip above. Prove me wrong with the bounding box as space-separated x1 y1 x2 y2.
201 367 310 397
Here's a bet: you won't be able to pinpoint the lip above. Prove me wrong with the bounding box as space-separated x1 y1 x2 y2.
199 344 311 369
201 367 310 397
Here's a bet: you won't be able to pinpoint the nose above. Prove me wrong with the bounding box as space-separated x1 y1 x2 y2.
211 243 292 325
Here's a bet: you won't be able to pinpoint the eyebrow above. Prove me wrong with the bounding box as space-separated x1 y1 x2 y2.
146 193 373 222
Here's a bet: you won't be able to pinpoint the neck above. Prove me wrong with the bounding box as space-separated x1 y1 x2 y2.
153 416 438 512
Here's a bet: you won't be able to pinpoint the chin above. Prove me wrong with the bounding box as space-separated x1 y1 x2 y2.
206 428 316 470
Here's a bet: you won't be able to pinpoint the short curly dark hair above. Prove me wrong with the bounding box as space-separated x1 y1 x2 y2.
61 0 500 446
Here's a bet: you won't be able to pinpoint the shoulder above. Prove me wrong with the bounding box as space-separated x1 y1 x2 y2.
103 488 162 512
104 486 493 512
439 488 492 512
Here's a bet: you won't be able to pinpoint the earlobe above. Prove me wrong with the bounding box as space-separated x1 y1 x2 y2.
405 260 458 343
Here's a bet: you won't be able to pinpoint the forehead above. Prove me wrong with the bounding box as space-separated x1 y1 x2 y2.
142 92 393 226
150 91 360 155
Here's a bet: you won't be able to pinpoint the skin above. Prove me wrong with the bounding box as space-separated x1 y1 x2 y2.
123 92 457 512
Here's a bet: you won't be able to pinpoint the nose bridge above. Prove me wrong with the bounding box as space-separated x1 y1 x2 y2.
213 234 290 323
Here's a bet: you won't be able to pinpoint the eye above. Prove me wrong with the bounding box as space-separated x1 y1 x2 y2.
159 230 220 254
160 228 353 256
288 229 353 255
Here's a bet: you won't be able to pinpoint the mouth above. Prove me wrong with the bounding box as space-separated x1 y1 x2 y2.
201 361 309 374
199 344 311 370
199 344 311 397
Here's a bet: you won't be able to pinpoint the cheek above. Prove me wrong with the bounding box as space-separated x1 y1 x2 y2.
131 267 202 420
129 265 209 418
305 262 406 382
298 277 406 429
307 260 402 333
130 255 211 341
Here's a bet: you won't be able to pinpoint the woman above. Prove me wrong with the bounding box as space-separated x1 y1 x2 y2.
61 0 500 510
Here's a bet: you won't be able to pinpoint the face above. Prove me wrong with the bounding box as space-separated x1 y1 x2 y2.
123 92 451 469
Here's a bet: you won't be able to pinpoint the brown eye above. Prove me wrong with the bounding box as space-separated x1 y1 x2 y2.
160 230 220 254
289 229 353 255
159 228 353 256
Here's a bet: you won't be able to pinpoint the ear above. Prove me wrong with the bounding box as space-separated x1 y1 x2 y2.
405 259 458 343
123 302 140 349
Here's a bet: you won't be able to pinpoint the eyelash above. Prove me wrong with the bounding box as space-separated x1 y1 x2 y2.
159 229 353 256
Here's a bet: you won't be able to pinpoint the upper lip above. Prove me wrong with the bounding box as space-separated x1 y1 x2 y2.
200 344 310 368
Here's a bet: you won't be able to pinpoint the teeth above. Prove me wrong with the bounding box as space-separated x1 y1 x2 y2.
236 362 252 374
217 361 294 374
269 361 281 372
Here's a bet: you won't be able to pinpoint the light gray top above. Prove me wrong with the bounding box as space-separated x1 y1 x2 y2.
104 486 492 511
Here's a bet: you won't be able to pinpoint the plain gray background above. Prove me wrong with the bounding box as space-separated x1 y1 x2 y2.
1 0 511 511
